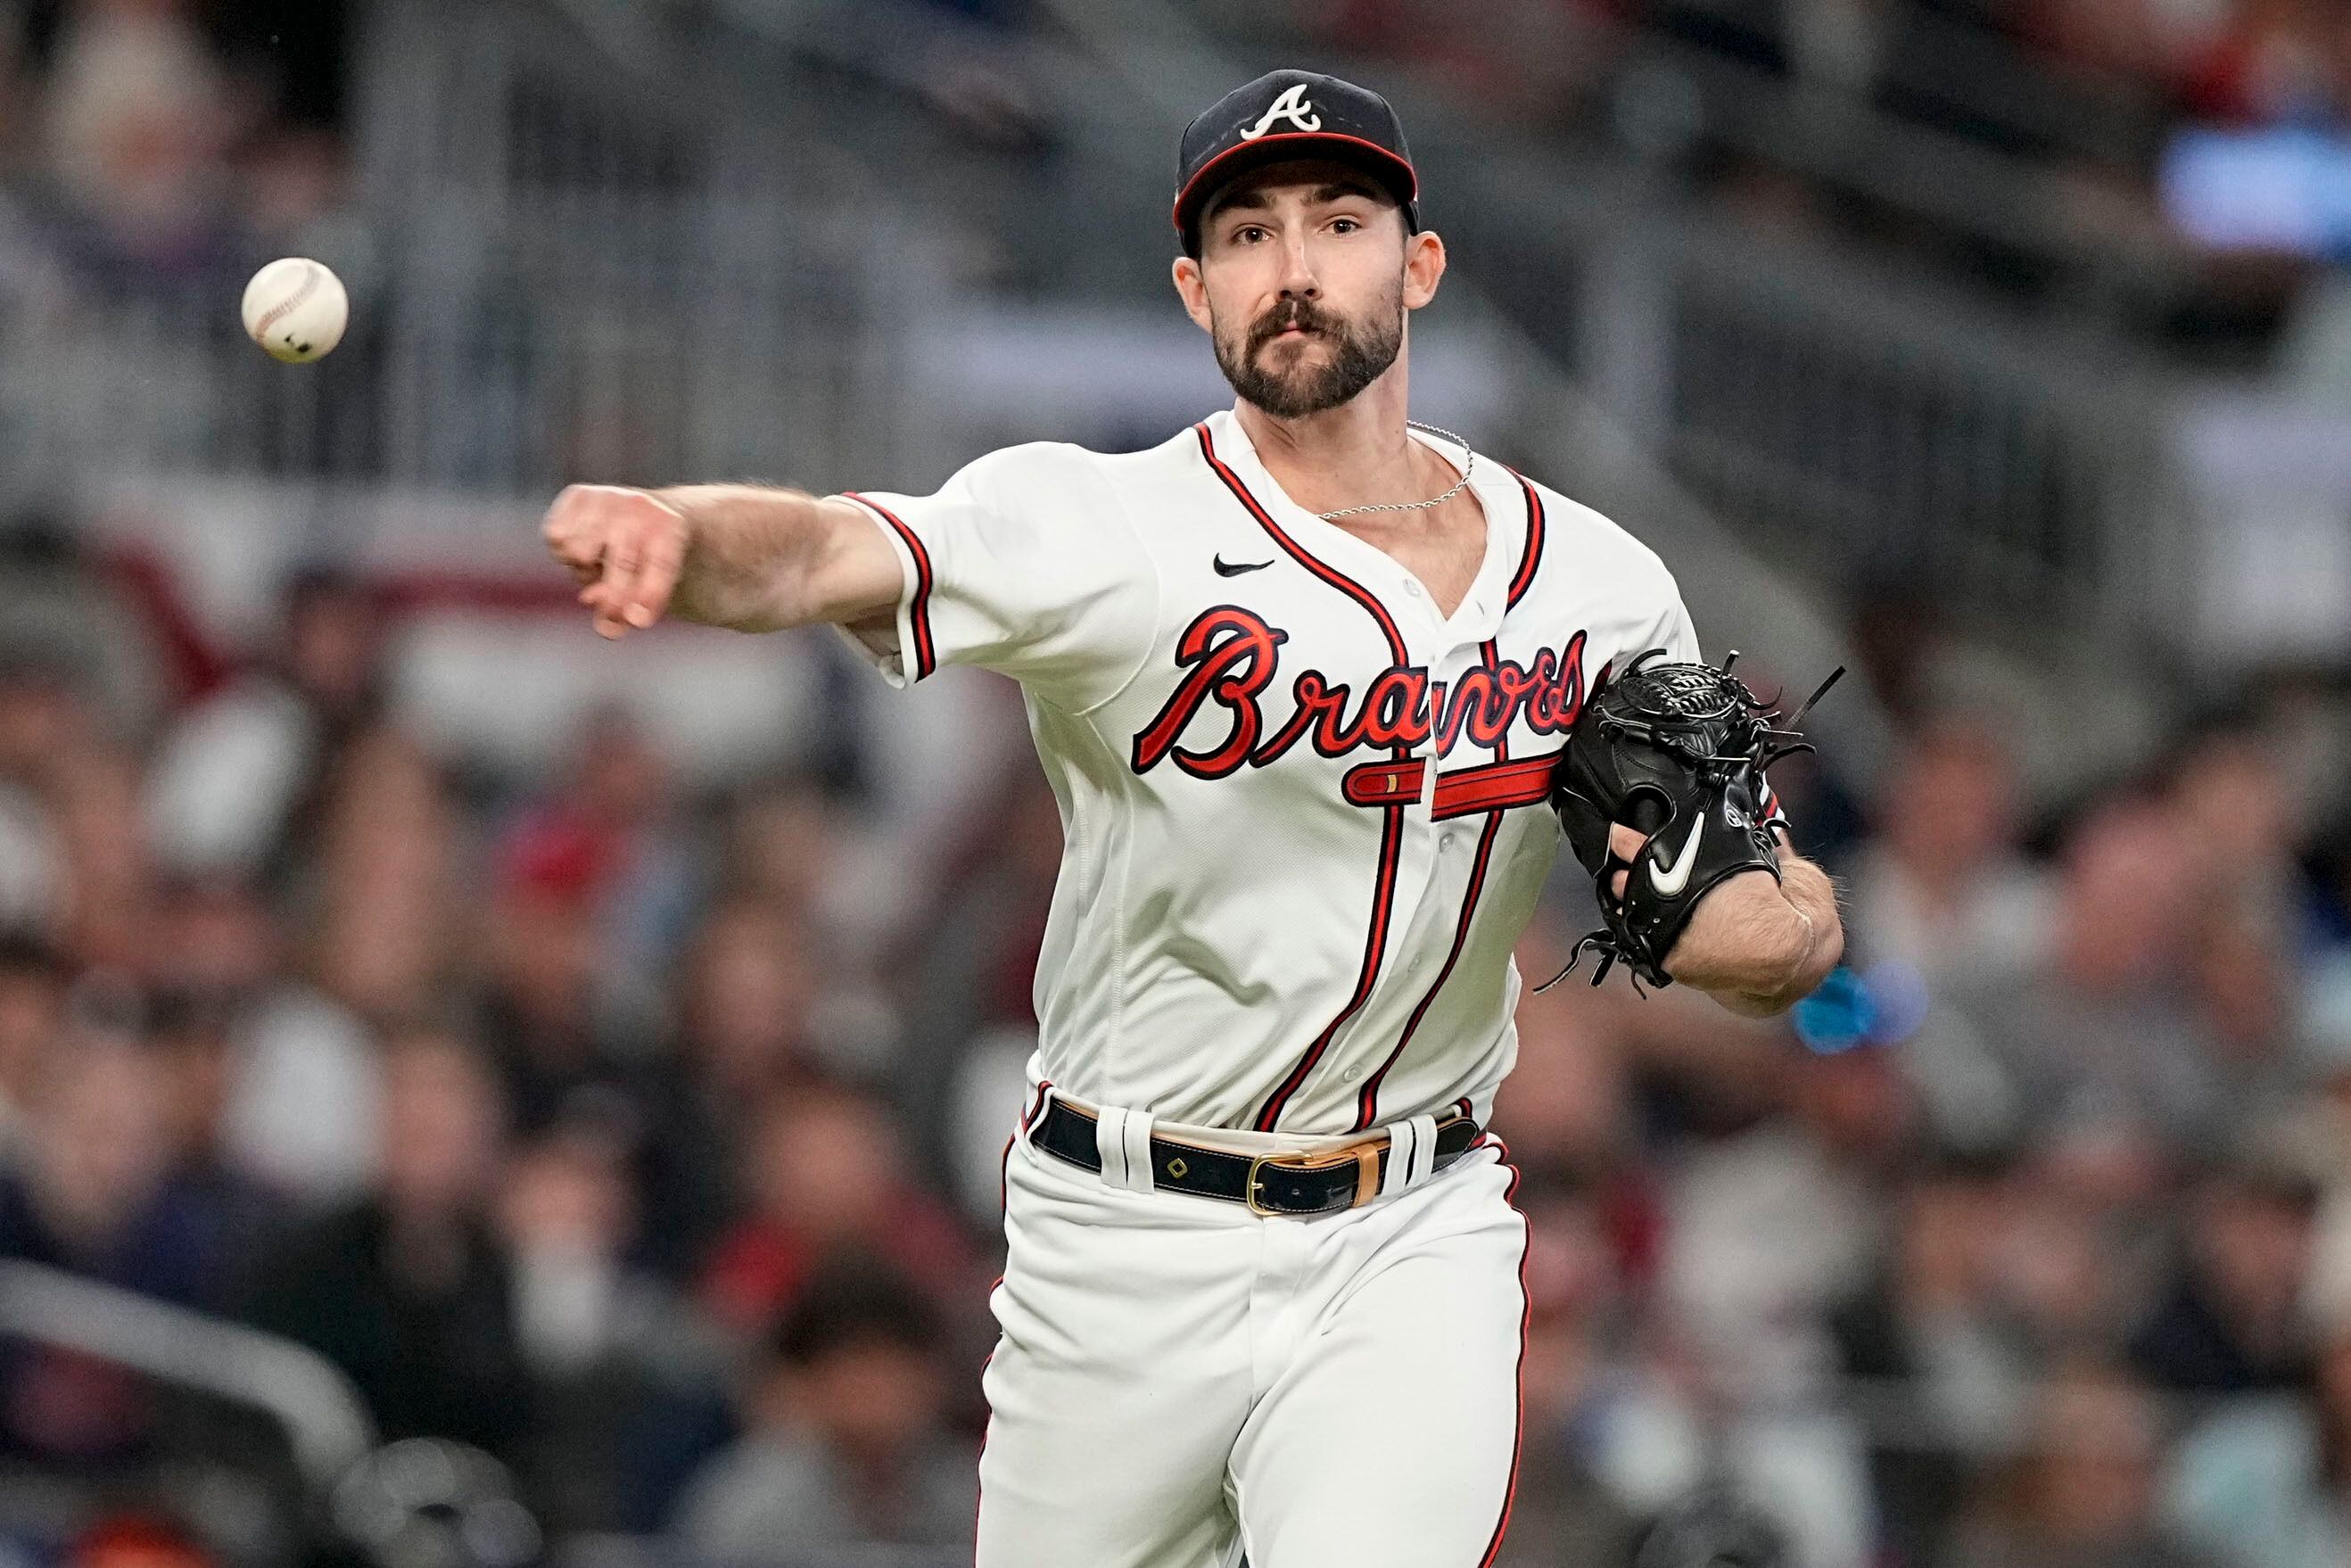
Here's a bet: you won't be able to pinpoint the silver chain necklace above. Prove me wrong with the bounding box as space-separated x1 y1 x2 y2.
1314 422 1476 521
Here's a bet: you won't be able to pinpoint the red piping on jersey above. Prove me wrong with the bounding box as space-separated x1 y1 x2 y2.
1197 422 1410 1134
1252 806 1406 1133
843 492 936 681
1505 470 1546 608
1194 425 1409 659
1351 640 1515 1130
1477 1138 1531 1568
1354 808 1501 1129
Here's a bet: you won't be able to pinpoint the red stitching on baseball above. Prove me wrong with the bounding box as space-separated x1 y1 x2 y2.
253 264 321 341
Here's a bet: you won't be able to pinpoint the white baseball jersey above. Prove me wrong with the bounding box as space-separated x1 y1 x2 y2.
838 408 1705 1136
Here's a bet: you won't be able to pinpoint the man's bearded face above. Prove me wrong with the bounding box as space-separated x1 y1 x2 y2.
1211 285 1405 418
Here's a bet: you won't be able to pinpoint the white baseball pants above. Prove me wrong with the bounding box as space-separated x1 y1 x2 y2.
975 1114 1530 1568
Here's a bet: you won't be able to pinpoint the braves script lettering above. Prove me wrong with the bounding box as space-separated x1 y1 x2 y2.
1131 607 1590 780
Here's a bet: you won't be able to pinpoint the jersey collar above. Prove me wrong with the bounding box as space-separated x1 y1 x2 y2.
1203 409 1520 648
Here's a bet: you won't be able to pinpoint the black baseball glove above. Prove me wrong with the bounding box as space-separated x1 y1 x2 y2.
1547 650 1839 991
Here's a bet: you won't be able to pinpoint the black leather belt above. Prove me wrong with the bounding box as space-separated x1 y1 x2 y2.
1029 1099 1482 1217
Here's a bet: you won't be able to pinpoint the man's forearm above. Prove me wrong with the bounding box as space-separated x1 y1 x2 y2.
1667 853 1844 1015
650 484 829 631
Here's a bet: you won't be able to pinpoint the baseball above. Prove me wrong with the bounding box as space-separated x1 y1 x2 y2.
240 257 349 363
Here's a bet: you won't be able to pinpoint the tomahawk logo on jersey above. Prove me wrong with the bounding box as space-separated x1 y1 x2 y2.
837 409 1761 1138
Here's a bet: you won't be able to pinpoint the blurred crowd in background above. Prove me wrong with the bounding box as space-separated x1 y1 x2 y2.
0 0 352 307
5 427 2351 1568
1273 0 2351 366
9 0 2351 359
15 0 2351 364
4 4 2351 1568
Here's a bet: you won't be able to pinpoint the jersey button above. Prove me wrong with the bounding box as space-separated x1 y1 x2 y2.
1341 1068 1359 1081
1403 581 1423 598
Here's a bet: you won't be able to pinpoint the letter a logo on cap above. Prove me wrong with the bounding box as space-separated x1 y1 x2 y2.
1239 83 1321 140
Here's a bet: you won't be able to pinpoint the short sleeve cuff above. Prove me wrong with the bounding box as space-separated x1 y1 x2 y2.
832 493 928 689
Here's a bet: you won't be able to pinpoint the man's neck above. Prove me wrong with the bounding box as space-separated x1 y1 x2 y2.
1231 363 1444 519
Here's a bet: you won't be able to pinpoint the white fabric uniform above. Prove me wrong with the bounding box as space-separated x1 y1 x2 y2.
839 407 1710 1567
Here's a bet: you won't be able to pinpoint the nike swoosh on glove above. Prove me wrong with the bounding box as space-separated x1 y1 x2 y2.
1547 650 1840 992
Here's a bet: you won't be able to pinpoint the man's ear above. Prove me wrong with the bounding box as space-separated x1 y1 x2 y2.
1402 230 1446 311
1171 255 1214 334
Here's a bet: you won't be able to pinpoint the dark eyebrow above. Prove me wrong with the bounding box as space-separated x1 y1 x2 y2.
1205 185 1273 222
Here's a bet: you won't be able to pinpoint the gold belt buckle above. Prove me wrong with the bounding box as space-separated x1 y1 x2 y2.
1245 1143 1383 1217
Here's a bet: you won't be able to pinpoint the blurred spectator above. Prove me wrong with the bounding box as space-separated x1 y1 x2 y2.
2187 900 2305 1133
213 974 378 1206
60 1513 217 1568
143 567 389 886
0 505 165 742
2264 958 2351 1193
210 722 462 1206
0 641 114 949
0 1025 225 1461
47 741 152 969
1663 1036 1912 1407
492 706 702 1051
2174 0 2341 125
34 0 245 281
671 1255 976 1560
2168 715 2306 930
1844 716 2050 979
1493 1172 1646 1568
1493 979 1638 1183
1658 1036 1907 1566
1906 794 2223 1158
1944 1362 2218 1568
0 932 66 1159
895 769 1063 1170
1831 1155 2033 1568
498 1115 728 1533
2166 1276 2351 1568
2128 1150 2320 1395
721 780 847 925
637 895 827 1275
697 1079 978 1345
475 807 621 1135
0 1024 218 1307
1984 1143 2148 1361
244 1025 529 1458
303 723 458 1019
1491 969 1672 1294
144 986 283 1307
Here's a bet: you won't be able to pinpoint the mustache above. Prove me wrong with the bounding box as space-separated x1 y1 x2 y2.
1247 299 1340 353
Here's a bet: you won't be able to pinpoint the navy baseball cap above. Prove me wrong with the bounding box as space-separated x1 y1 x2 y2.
1174 70 1421 256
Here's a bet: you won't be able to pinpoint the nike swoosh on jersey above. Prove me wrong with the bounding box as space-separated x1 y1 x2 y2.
1647 815 1705 896
1213 555 1274 576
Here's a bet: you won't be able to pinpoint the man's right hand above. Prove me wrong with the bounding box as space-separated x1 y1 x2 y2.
542 483 689 640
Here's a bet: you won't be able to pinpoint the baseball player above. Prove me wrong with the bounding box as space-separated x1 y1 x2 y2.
542 69 1844 1568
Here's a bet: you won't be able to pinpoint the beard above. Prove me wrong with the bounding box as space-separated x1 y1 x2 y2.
1212 290 1404 418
